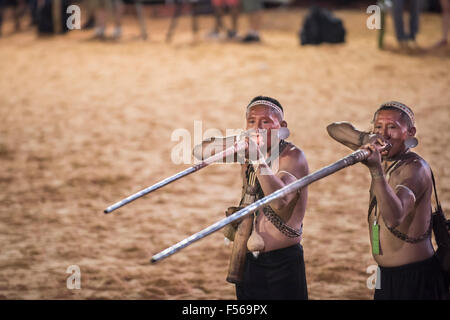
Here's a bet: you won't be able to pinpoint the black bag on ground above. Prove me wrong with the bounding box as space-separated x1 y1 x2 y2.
299 6 346 45
431 171 450 282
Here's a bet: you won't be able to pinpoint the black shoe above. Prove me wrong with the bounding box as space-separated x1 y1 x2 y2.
227 30 237 39
82 16 95 30
241 33 260 43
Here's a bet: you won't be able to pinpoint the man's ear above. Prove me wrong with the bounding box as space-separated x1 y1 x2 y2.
281 120 288 128
405 126 418 149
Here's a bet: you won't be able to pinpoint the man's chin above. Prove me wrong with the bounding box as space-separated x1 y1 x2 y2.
382 147 404 160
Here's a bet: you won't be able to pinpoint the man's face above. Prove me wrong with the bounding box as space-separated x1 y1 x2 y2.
246 105 284 149
373 109 413 158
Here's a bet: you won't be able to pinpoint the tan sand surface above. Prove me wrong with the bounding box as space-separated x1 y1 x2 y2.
0 8 449 299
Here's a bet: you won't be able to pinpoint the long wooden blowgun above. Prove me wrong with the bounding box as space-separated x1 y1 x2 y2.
104 128 289 214
150 144 391 264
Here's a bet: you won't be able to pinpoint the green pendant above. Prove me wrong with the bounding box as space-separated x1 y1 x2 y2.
372 224 380 255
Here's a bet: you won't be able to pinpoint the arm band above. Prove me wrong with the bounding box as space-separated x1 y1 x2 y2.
395 184 416 203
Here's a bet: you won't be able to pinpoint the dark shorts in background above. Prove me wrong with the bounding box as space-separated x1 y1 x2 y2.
374 255 449 300
236 243 308 300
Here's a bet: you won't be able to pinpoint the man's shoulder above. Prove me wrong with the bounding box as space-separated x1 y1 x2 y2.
402 152 430 172
281 142 306 163
278 142 308 177
395 153 431 182
389 153 432 202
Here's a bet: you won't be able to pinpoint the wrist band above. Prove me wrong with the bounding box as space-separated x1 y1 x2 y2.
371 171 384 179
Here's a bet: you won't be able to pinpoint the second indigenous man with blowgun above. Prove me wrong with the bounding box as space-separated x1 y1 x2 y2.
193 96 309 300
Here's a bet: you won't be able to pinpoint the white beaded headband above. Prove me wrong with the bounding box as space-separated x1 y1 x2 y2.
376 101 415 125
246 100 284 119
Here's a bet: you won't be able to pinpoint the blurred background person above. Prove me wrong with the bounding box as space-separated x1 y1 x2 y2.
92 0 123 39
432 0 449 47
392 0 421 49
165 0 202 43
82 0 96 30
241 0 262 42
0 0 4 35
35 0 71 35
29 0 38 27
207 0 240 40
0 0 28 36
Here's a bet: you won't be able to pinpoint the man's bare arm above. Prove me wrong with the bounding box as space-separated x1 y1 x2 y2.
255 148 308 221
370 159 428 228
327 122 372 151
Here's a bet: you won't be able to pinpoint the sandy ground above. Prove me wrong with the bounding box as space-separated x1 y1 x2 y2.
0 7 449 300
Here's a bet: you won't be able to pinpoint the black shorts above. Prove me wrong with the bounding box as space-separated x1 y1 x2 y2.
236 243 308 300
374 255 449 300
